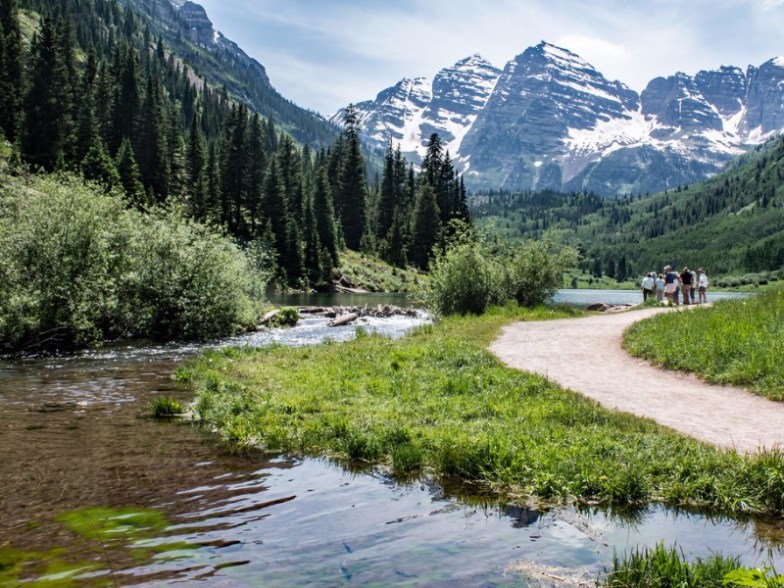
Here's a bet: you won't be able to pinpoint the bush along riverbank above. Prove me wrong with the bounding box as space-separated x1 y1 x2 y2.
178 305 784 518
0 171 267 353
623 287 784 400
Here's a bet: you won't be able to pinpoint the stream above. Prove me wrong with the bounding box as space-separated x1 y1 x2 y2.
0 292 780 586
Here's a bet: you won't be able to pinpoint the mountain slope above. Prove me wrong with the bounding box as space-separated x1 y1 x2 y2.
121 0 338 147
471 136 784 277
342 41 784 197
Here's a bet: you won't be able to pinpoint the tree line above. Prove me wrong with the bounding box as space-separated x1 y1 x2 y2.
0 0 470 289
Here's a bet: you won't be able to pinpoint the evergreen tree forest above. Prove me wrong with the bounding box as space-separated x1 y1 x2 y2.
471 135 784 279
0 0 470 289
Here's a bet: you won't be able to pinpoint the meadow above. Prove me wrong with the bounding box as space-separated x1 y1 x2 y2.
180 305 784 517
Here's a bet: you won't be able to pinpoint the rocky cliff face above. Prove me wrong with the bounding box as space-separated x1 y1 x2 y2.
177 1 215 45
340 41 784 196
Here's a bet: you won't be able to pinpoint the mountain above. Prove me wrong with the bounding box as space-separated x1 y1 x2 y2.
331 54 501 163
339 41 784 197
121 0 338 148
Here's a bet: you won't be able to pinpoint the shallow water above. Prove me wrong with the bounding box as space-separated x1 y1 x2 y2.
1 308 781 586
553 288 750 308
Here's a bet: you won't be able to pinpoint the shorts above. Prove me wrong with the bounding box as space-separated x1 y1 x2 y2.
699 286 707 292
664 284 676 294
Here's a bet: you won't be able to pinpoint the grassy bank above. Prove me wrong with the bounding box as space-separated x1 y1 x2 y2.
179 306 784 517
335 250 426 293
602 543 769 588
623 288 784 400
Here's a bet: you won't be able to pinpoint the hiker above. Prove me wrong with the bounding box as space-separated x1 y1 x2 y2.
655 274 665 302
679 267 693 305
698 268 709 304
664 265 679 305
641 272 655 301
690 269 697 304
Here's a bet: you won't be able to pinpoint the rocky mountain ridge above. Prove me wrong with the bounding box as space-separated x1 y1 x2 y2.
336 41 784 196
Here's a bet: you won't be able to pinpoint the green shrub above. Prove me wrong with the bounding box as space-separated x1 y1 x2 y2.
268 307 299 328
506 239 579 307
0 173 265 352
427 238 578 316
427 241 507 315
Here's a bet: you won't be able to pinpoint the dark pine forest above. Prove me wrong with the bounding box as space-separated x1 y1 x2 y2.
0 0 470 288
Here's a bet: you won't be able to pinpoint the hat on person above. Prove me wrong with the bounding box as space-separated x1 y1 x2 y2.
664 265 672 271
698 268 704 272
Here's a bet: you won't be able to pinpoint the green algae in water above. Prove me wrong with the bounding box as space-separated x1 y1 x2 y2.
56 506 169 541
0 546 99 587
2 506 197 586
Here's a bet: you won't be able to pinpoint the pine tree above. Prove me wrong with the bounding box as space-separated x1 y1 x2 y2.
81 138 120 190
410 184 441 269
220 103 248 232
186 113 208 219
313 167 339 266
377 141 398 241
21 15 75 170
244 113 267 238
115 137 147 208
336 105 369 250
136 76 170 201
0 0 23 141
113 45 142 152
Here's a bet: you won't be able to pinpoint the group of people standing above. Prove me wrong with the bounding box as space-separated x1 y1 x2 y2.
641 266 708 305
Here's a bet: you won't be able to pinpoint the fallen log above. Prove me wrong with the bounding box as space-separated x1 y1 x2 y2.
329 312 359 327
334 284 369 294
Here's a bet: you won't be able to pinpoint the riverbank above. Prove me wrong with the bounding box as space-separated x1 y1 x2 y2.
180 305 784 517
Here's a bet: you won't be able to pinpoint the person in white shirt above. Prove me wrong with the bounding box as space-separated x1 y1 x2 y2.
641 272 655 301
698 268 709 304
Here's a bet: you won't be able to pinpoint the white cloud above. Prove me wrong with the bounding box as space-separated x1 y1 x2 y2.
196 0 784 114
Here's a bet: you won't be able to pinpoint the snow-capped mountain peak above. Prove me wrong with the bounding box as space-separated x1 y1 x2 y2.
340 41 784 196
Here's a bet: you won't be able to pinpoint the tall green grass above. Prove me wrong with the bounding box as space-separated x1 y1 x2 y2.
623 288 784 400
604 544 739 587
179 306 784 517
603 544 784 588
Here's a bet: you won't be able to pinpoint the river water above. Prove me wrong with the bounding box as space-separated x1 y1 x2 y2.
0 292 780 586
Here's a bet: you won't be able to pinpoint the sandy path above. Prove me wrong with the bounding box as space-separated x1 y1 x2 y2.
490 307 784 454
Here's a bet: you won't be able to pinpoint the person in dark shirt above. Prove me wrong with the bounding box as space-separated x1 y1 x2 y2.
679 267 693 306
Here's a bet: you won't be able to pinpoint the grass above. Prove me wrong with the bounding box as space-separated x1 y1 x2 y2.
335 250 427 293
623 287 784 400
603 543 784 588
603 544 739 587
149 396 185 418
178 305 784 517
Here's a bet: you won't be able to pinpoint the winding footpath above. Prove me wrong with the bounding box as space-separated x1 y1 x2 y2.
490 307 784 454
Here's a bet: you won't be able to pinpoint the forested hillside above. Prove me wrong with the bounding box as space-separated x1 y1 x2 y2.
0 0 470 290
472 136 784 279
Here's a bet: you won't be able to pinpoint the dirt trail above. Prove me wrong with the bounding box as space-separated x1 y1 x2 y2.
490 307 784 454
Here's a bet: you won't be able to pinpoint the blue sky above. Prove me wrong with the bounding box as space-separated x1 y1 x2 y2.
196 0 784 116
